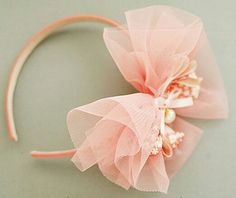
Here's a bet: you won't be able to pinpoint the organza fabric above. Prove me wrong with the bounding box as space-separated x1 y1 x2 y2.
67 6 228 193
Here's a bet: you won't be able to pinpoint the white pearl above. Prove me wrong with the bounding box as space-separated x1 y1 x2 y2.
168 134 177 144
165 108 176 124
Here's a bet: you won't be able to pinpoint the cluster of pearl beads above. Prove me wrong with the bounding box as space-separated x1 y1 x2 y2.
150 108 184 156
150 131 184 156
166 132 184 148
150 134 163 155
149 60 202 156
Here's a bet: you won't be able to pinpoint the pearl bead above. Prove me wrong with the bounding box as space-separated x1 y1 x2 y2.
151 148 159 155
168 134 177 144
165 108 176 124
154 137 162 148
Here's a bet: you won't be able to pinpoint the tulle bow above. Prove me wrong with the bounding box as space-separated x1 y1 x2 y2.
67 6 228 193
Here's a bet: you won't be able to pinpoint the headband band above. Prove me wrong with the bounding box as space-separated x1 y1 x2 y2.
5 15 121 142
5 15 121 158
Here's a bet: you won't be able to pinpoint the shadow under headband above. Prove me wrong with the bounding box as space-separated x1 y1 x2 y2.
5 5 228 193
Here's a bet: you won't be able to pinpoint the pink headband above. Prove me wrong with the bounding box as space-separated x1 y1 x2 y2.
5 5 228 193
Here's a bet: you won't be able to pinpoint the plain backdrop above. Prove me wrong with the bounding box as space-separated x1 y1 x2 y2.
0 0 235 198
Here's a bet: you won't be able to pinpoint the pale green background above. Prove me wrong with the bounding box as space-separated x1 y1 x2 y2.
0 0 235 198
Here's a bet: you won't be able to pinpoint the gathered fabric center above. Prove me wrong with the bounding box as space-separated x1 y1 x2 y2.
149 60 202 157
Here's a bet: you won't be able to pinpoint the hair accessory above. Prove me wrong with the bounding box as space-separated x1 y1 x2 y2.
5 6 228 193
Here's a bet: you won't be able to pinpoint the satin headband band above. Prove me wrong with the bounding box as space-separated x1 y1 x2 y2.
5 15 119 140
5 15 120 157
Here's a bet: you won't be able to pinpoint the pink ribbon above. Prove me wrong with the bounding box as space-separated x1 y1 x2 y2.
154 90 193 139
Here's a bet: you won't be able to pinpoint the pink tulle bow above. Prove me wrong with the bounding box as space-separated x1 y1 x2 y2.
67 6 228 193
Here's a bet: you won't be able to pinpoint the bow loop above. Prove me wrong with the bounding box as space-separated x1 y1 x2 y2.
154 91 194 110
